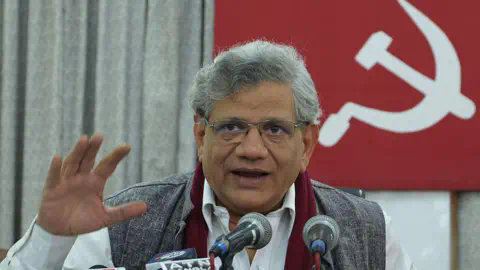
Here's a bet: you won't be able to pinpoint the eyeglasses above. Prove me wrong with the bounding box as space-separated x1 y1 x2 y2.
203 118 308 144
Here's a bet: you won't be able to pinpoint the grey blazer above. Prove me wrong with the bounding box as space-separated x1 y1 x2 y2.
106 172 385 270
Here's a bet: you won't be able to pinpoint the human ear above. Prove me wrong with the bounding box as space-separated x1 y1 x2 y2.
193 115 206 162
300 124 319 172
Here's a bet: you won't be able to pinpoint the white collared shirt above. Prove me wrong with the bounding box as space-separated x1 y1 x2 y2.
1 182 415 270
202 180 296 270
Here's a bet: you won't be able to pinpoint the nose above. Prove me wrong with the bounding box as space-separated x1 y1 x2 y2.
235 127 268 160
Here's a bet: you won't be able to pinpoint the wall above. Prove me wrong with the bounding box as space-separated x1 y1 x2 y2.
367 192 451 270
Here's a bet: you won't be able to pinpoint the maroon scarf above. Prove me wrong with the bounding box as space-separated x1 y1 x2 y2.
183 163 318 269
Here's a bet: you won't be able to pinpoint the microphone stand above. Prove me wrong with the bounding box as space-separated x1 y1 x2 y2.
311 260 327 270
320 258 327 270
219 253 235 270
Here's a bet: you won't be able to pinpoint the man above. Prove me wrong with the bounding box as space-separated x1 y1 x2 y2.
1 40 415 270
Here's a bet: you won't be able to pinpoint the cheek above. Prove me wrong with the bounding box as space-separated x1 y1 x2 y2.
203 136 219 160
203 142 234 174
206 143 226 161
276 143 304 175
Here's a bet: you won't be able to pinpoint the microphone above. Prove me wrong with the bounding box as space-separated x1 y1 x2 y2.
146 258 211 270
208 212 272 258
145 248 202 270
87 266 125 270
147 248 197 263
302 215 340 256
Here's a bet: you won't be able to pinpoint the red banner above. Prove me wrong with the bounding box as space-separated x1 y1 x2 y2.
214 1 480 190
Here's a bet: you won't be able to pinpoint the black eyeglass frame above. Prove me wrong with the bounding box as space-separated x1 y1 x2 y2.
202 118 309 141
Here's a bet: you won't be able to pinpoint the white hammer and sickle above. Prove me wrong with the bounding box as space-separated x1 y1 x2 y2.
319 0 476 147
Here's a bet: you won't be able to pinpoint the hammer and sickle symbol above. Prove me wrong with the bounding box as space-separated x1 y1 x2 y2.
319 0 476 147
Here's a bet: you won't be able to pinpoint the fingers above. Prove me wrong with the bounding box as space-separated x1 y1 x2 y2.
78 134 104 173
45 155 62 189
93 144 131 180
105 202 147 225
62 136 89 178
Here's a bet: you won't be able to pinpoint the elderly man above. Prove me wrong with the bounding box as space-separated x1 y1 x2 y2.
1 40 414 270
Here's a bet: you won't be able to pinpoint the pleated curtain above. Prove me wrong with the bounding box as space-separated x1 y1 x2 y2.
0 0 214 248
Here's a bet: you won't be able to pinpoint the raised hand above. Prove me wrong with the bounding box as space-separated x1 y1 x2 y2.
36 134 147 236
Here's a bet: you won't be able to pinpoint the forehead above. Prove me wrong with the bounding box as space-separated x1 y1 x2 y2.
210 82 296 121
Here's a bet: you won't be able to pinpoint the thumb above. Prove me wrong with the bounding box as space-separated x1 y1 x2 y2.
105 202 148 225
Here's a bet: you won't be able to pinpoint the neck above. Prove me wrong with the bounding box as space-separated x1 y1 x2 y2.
215 198 284 231
228 217 240 232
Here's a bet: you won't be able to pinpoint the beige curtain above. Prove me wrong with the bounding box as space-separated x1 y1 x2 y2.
0 0 214 248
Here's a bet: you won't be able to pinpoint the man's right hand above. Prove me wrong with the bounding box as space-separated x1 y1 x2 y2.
36 134 148 236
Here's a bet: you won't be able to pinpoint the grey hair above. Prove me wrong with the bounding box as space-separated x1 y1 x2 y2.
188 40 322 124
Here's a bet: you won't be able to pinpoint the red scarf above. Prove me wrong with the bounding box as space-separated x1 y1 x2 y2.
183 163 318 269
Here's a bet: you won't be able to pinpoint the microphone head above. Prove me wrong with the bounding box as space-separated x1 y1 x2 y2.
302 215 340 254
147 248 197 263
238 212 272 249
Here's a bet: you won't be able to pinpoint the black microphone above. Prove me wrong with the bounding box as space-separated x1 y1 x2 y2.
147 258 211 270
147 248 197 263
87 266 125 270
302 215 340 256
209 212 272 258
